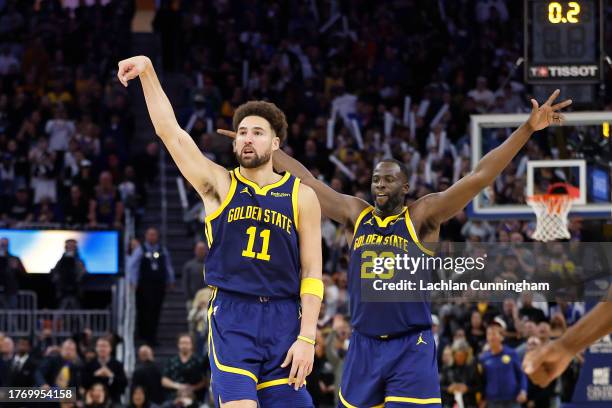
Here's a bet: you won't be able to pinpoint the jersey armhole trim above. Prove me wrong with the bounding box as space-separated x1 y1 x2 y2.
405 210 435 256
205 170 237 224
352 206 374 239
292 177 301 231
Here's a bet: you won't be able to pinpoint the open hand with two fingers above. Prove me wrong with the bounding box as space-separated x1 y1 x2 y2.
527 89 572 131
117 56 152 87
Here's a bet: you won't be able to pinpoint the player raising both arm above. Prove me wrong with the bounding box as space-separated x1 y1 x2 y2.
219 90 571 407
118 56 322 408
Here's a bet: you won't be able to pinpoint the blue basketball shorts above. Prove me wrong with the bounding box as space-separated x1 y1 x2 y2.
338 329 441 407
207 288 314 407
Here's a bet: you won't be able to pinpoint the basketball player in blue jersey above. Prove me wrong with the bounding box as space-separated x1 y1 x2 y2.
117 56 324 408
219 89 572 407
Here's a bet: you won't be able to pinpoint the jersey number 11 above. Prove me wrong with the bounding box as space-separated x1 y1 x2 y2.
242 226 271 261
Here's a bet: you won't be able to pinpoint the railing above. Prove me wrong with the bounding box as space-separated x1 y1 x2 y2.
117 208 137 376
0 309 112 340
0 310 33 338
34 310 112 338
16 290 38 310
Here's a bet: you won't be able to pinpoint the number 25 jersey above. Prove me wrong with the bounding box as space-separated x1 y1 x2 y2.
204 168 301 298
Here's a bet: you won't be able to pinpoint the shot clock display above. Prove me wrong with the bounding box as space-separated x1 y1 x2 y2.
525 0 603 83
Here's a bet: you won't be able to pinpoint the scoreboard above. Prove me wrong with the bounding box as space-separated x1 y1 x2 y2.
524 0 603 84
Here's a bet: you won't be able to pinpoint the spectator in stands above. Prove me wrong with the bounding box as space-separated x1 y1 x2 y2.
162 387 199 408
515 320 538 361
50 239 86 308
550 312 567 339
525 336 558 408
129 385 159 408
182 241 207 311
500 298 521 347
440 339 479 408
127 227 175 346
84 382 112 408
161 334 209 404
326 315 351 407
467 310 486 355
88 171 124 228
307 329 335 407
187 287 211 356
0 335 15 386
478 318 527 408
35 338 83 391
82 337 127 406
134 142 160 187
29 137 58 205
2 185 34 225
75 328 94 361
62 185 90 226
6 337 37 387
519 293 547 323
0 237 25 309
132 345 164 405
45 106 75 153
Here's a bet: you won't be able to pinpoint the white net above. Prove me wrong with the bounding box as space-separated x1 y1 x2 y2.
527 194 574 242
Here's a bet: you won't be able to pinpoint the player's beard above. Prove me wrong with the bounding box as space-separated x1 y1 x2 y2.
236 148 272 169
376 192 404 214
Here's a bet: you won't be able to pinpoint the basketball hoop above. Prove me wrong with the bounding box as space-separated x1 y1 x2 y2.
527 183 579 242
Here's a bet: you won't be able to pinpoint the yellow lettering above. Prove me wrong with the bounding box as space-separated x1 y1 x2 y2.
227 208 234 223
275 213 284 228
245 206 254 219
264 209 270 223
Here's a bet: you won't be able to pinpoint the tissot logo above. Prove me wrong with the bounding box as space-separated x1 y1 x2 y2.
270 192 290 197
529 65 598 78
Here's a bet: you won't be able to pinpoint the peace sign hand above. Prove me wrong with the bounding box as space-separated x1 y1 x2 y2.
527 89 572 131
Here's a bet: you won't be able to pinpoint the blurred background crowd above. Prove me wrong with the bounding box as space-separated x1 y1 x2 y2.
0 0 610 407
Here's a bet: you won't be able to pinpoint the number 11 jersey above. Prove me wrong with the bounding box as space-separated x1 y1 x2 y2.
204 168 301 298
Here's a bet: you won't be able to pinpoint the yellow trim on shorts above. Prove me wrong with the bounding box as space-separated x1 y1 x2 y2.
405 209 435 256
352 206 374 239
207 287 258 384
385 396 442 404
373 206 407 228
292 177 301 230
234 167 291 195
338 388 384 408
255 377 308 390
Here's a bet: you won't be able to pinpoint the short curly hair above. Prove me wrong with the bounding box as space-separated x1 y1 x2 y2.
232 101 288 143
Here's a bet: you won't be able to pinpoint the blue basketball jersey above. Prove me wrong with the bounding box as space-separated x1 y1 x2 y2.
349 206 434 337
204 168 301 298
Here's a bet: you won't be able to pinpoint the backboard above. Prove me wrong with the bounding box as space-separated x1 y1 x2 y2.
469 112 612 219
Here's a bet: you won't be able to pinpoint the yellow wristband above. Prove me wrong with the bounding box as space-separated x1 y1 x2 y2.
300 277 324 300
297 335 316 345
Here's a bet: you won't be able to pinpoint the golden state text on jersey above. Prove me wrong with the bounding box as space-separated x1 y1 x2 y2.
204 168 301 298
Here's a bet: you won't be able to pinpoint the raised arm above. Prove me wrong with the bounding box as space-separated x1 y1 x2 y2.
217 129 369 227
413 90 572 226
118 56 229 200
